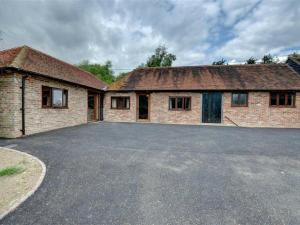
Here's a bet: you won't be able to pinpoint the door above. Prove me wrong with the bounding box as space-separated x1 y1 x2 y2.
138 94 149 120
202 92 222 123
88 93 99 121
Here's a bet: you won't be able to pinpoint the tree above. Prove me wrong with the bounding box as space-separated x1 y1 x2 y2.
246 57 256 64
78 60 115 84
144 45 176 67
212 58 227 65
261 54 274 64
289 52 300 58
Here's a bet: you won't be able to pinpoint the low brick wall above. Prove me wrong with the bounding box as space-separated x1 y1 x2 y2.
0 72 88 138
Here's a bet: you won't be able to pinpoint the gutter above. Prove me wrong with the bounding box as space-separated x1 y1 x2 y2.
20 75 28 135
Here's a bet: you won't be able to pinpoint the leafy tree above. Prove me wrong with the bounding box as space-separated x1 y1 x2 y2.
144 45 176 67
261 54 274 64
78 60 115 84
246 57 256 64
212 58 227 65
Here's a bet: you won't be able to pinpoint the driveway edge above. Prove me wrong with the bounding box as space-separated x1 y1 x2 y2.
0 147 46 221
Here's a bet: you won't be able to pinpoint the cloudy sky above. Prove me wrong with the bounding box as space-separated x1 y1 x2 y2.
0 0 299 74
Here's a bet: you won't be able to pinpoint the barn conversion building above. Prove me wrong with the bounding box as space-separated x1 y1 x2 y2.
106 63 300 128
0 46 106 138
1 46 300 138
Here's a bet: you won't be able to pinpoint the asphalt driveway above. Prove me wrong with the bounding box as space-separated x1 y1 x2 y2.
0 122 300 225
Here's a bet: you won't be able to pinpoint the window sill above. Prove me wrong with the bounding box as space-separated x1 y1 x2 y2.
168 109 191 111
110 108 130 110
42 107 69 109
269 105 296 108
231 105 248 107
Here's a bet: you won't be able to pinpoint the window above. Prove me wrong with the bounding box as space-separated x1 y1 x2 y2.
270 92 295 107
231 92 248 107
111 97 130 109
42 86 68 108
169 97 191 110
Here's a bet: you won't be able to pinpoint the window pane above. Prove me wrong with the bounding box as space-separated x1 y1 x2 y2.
62 90 68 107
177 97 183 109
184 97 191 110
88 96 95 109
111 98 117 108
169 98 176 109
119 98 126 108
270 93 277 105
52 89 63 107
279 93 285 105
287 93 293 106
239 94 247 105
126 98 130 109
42 86 51 107
232 93 239 105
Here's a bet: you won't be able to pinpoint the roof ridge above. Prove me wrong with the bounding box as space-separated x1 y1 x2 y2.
136 63 287 71
10 46 29 68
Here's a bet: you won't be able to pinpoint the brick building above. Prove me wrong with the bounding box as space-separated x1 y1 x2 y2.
1 46 300 138
107 64 300 128
0 46 106 138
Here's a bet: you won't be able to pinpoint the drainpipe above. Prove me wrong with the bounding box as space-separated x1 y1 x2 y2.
20 75 28 135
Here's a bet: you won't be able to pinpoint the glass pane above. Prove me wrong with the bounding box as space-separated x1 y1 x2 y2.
62 90 67 107
169 98 176 109
232 94 239 105
42 87 51 107
111 98 117 108
184 97 191 110
119 98 126 108
279 93 285 105
270 93 277 105
88 96 94 109
177 97 183 109
239 94 247 105
126 98 130 108
287 93 293 106
52 89 63 107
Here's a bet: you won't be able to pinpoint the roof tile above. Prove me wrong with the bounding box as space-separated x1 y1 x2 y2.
0 46 106 90
109 64 300 91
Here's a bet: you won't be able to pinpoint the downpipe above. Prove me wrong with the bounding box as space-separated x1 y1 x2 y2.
20 75 28 135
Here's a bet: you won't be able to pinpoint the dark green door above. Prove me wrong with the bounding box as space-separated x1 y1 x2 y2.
202 92 222 123
138 94 149 120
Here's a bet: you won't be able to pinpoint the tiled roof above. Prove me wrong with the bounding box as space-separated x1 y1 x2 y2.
0 46 107 90
109 64 300 91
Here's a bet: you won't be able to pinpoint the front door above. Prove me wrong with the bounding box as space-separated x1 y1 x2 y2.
202 92 222 123
88 94 98 121
138 94 149 120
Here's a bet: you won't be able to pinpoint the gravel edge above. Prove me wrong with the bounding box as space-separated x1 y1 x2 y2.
0 147 46 221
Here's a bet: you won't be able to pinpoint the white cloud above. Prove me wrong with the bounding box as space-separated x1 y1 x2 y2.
0 0 299 74
216 0 300 61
